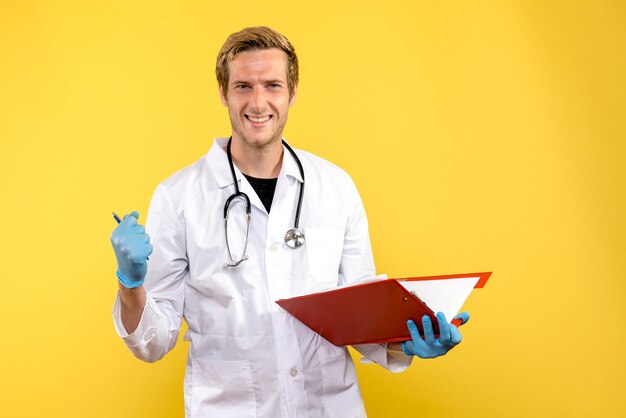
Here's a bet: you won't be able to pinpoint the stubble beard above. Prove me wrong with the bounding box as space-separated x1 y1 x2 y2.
230 111 289 152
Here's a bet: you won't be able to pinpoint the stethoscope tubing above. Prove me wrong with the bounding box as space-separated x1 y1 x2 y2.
224 137 306 257
282 140 305 230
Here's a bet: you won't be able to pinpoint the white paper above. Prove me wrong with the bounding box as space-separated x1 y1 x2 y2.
398 277 480 322
320 274 388 292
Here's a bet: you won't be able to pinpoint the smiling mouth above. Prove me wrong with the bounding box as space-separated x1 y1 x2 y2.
245 115 272 123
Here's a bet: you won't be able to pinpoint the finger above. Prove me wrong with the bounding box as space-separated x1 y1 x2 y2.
128 244 143 261
436 312 451 346
453 312 470 326
406 320 428 355
135 241 153 260
422 315 435 343
124 211 140 223
110 231 121 246
450 324 463 345
407 319 422 342
123 217 137 227
132 257 148 267
139 233 150 243
131 224 146 234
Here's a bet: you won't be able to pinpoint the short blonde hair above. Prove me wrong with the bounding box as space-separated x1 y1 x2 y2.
216 26 299 98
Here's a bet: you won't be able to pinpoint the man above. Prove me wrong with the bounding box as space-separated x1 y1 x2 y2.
111 26 469 418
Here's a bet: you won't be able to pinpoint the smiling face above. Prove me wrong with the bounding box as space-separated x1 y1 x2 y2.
220 48 297 151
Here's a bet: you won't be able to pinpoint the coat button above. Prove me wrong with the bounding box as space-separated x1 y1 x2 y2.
270 244 278 251
144 329 156 341
290 368 298 377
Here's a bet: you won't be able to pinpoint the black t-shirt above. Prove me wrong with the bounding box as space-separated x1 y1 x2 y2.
243 174 278 213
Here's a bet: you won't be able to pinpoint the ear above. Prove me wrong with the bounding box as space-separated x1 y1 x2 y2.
219 85 228 107
289 84 298 107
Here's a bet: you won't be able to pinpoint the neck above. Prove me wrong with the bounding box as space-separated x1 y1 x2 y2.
229 136 283 179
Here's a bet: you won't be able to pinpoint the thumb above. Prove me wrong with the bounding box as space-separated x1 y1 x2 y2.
453 312 470 325
124 211 140 221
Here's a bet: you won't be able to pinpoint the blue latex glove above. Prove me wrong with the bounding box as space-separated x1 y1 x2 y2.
401 312 470 359
110 211 153 288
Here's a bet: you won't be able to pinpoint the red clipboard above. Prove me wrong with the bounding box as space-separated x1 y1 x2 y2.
275 272 491 346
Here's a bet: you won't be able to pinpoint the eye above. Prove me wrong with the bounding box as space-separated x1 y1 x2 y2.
234 84 250 89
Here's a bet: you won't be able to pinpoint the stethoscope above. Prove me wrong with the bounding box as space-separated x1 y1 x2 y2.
223 137 305 268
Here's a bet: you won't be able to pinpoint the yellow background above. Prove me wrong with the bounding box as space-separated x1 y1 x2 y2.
1 1 624 417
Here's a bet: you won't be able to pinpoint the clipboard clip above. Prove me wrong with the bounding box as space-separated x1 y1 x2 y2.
410 290 428 305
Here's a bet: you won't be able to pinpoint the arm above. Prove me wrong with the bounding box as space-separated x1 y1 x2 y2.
111 185 188 362
110 211 151 334
118 285 147 334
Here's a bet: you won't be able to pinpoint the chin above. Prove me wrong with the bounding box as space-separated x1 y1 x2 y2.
244 134 281 148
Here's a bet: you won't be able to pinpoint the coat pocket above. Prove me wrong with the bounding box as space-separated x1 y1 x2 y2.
190 358 257 418
304 227 344 284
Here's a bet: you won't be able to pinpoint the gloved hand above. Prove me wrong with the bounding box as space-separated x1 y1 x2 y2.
110 211 153 288
401 312 470 359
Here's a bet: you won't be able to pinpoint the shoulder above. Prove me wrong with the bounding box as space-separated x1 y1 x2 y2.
151 152 217 210
160 156 209 190
294 148 356 190
291 147 364 216
157 138 229 200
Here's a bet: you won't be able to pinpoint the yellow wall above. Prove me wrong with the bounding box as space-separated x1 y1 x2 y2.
1 1 624 417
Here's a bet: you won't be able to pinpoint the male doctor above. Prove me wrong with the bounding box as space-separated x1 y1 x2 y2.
111 26 469 418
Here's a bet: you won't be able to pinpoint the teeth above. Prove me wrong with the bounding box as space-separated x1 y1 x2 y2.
248 115 271 123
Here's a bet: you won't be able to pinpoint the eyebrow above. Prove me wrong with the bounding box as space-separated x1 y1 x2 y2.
230 79 285 85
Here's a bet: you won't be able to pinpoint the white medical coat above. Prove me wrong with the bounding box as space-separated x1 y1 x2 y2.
113 138 411 418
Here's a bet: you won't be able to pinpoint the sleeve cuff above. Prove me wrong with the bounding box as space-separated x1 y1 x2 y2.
112 291 163 348
353 343 413 373
386 343 413 370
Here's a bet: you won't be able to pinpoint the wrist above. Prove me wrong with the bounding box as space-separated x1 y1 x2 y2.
118 281 146 308
400 342 414 356
387 342 404 352
116 270 144 289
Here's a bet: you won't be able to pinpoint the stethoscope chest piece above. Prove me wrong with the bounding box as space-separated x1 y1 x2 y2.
284 228 305 249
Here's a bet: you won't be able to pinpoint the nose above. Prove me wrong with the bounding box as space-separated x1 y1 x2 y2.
250 87 266 112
